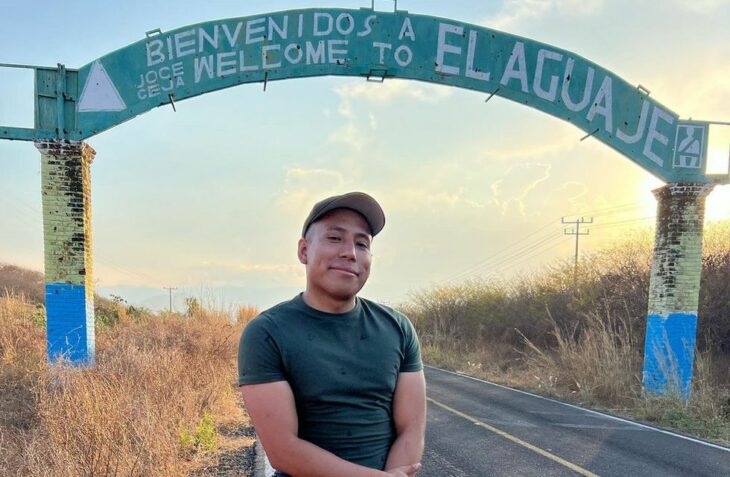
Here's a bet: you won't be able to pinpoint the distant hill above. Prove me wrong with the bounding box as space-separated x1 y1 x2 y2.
0 263 44 305
0 263 118 310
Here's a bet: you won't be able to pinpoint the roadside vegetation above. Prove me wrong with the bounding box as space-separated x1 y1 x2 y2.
402 222 730 444
1 220 727 473
0 270 259 477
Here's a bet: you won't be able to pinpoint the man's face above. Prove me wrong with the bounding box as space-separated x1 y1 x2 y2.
298 208 373 302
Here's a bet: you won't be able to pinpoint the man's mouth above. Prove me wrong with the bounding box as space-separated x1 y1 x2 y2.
329 267 359 277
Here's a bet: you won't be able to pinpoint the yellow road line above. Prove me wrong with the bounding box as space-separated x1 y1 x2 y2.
427 397 601 477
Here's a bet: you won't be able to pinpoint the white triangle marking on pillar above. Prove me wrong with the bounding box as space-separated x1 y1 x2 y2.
77 61 127 112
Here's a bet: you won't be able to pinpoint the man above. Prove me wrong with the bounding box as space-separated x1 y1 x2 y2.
238 192 426 477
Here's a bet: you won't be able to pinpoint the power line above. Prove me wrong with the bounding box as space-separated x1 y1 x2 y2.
485 235 571 279
591 216 655 229
471 232 564 277
505 216 655 278
438 203 651 286
562 216 593 286
438 218 559 284
1 194 161 286
572 200 646 217
441 231 566 285
496 236 573 277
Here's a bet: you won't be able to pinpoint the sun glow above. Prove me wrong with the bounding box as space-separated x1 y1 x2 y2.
706 185 730 223
706 124 730 222
638 176 729 224
639 175 664 218
706 124 730 176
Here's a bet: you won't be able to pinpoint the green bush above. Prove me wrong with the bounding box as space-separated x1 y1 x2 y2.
179 412 218 457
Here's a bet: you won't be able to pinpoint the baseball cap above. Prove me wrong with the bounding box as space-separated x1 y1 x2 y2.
302 192 386 237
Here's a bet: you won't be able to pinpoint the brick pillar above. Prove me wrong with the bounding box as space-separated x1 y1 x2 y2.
36 140 96 364
643 183 713 398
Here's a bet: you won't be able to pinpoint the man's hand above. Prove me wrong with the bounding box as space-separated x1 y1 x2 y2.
385 463 422 476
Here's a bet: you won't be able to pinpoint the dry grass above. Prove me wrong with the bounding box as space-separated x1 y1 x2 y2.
520 308 642 405
0 292 257 477
0 293 46 437
236 305 259 327
634 352 730 440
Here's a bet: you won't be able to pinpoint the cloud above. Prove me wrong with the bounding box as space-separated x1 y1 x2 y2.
334 79 453 104
328 78 453 152
283 167 345 184
185 261 304 288
649 62 730 119
480 131 578 162
673 0 730 13
387 188 463 210
486 0 605 30
368 113 378 131
193 260 301 275
338 98 354 119
382 185 494 214
490 162 553 216
327 78 453 154
328 122 369 151
235 263 300 273
551 181 589 210
276 167 345 212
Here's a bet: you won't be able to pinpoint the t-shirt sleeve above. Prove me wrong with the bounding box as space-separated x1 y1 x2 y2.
238 316 287 386
399 314 423 373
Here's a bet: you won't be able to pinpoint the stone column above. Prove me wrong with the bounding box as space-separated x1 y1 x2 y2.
643 183 714 398
35 140 96 364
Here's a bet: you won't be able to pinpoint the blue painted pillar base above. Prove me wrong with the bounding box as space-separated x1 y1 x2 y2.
642 312 697 399
45 284 96 364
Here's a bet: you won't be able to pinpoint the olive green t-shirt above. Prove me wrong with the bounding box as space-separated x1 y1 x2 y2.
238 293 423 470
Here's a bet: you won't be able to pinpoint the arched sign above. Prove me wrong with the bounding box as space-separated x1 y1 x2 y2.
1 7 725 397
13 8 720 183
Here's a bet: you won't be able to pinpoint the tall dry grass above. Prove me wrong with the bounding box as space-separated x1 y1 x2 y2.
520 308 642 405
0 293 46 436
519 313 730 442
0 292 255 476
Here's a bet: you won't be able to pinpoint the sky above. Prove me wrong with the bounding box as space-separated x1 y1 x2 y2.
1 0 729 311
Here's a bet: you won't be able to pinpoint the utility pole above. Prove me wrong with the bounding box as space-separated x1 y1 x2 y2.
163 287 177 313
562 217 592 286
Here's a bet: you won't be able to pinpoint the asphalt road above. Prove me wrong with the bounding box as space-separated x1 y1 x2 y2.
420 366 730 477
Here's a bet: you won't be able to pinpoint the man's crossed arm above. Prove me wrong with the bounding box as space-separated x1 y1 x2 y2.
385 371 427 470
239 371 426 477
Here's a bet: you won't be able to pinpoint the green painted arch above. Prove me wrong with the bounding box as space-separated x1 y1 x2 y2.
35 8 711 183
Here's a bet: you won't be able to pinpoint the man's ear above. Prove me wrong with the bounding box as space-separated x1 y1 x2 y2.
297 237 308 264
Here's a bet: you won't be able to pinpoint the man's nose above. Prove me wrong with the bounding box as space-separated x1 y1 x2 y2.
338 239 357 260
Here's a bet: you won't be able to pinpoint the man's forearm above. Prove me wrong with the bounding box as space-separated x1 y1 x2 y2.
384 427 425 470
270 435 387 477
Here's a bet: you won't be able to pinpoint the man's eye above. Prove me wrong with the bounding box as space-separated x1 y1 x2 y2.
357 242 370 249
327 236 342 241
